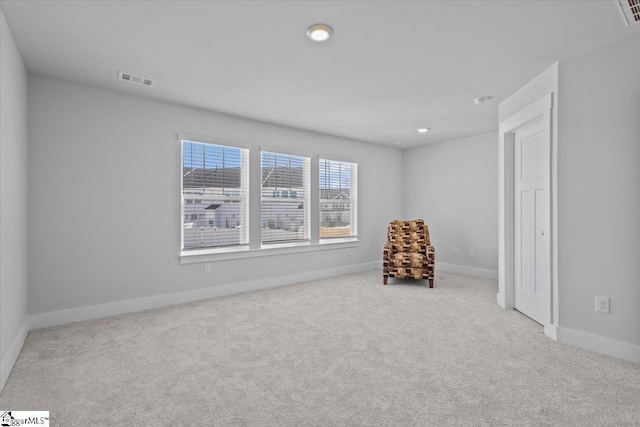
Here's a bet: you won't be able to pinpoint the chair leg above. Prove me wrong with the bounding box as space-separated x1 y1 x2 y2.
383 276 388 285
429 278 434 288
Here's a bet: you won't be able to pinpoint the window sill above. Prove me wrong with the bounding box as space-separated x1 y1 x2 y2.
179 238 359 264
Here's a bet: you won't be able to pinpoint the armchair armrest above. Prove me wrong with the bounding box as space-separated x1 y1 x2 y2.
426 244 435 261
383 243 394 260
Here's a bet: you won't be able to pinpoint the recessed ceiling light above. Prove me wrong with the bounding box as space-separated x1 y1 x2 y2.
417 128 430 133
307 24 333 42
473 96 493 105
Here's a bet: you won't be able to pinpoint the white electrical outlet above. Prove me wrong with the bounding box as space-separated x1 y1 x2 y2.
595 296 609 314
469 249 475 257
204 263 212 274
452 247 458 255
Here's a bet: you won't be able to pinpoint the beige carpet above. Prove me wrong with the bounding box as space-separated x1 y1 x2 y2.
1 270 639 426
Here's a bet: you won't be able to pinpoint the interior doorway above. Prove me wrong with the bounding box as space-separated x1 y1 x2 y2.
513 116 550 324
498 93 556 336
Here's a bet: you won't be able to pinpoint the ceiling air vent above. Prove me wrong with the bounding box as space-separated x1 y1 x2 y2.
118 71 156 87
618 0 640 25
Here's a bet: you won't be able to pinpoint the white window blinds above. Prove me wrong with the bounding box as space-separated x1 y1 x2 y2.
319 159 357 239
182 140 249 250
261 151 310 244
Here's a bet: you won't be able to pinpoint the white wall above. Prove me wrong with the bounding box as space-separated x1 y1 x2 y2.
402 132 498 276
27 75 403 316
497 37 640 362
557 34 640 348
0 9 29 390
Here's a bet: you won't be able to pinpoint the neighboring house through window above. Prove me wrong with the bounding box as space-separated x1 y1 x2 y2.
261 151 310 244
180 137 357 258
320 158 358 240
181 139 249 251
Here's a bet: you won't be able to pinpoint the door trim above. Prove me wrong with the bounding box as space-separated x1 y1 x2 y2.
498 93 557 339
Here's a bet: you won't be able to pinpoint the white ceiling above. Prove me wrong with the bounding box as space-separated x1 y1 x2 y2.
2 1 638 148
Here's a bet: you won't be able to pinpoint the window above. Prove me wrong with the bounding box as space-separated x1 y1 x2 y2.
261 151 310 244
319 159 357 239
181 140 249 251
180 136 358 260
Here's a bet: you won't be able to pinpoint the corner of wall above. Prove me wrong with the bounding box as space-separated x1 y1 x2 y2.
0 321 29 391
0 7 30 393
400 133 499 278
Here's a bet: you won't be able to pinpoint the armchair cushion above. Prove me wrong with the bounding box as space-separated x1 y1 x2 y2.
391 252 425 268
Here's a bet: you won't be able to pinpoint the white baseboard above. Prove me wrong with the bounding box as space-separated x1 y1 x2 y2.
437 262 498 280
557 326 640 364
496 292 505 308
544 323 557 341
29 261 379 330
1 320 29 392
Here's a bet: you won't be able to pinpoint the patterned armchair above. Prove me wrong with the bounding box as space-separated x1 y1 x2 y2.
383 219 435 287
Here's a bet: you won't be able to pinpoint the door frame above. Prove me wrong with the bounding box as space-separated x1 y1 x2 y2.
498 93 558 339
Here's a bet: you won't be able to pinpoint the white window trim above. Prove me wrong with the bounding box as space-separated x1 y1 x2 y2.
260 145 314 159
178 136 360 263
178 133 252 150
179 238 358 264
317 153 359 164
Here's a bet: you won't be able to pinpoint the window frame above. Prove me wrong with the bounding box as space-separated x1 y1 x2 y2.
260 150 311 246
178 136 359 263
179 134 251 255
318 157 358 241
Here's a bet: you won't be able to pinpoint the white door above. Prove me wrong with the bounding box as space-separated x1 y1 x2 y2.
513 118 550 324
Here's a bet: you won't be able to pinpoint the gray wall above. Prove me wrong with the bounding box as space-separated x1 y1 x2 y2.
402 132 498 272
27 75 403 315
0 10 29 384
558 34 640 346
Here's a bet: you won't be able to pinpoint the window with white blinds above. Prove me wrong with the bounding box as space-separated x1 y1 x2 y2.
261 151 310 245
319 159 357 239
182 140 249 251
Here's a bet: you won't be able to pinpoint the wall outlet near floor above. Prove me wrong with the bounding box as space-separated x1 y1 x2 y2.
469 249 475 257
204 263 212 274
452 247 458 255
595 296 609 314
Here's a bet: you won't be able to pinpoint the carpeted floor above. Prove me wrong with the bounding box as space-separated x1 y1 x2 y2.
1 270 639 426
